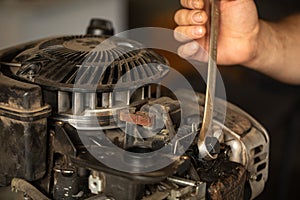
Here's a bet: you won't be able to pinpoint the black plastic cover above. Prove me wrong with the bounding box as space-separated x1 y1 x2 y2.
0 73 51 186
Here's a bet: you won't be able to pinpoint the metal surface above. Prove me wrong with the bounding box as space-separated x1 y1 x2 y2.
0 18 269 200
207 163 247 200
166 176 202 187
198 0 221 160
89 171 104 195
11 178 50 200
199 94 269 200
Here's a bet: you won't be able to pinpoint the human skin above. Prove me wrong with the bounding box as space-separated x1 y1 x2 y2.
174 0 300 84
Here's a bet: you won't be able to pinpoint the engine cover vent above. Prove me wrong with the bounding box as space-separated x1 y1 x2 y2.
11 35 169 92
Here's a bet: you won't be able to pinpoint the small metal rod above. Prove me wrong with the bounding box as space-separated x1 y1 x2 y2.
73 92 84 115
156 85 161 98
167 176 202 187
124 122 136 149
89 93 97 109
58 91 70 113
141 87 145 100
108 92 113 107
0 61 21 67
198 0 220 160
127 90 131 105
102 93 109 107
11 178 51 200
148 85 152 98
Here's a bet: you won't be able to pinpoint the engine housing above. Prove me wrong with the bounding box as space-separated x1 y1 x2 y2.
0 19 269 200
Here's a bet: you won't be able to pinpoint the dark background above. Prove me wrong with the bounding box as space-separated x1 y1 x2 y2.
128 0 300 199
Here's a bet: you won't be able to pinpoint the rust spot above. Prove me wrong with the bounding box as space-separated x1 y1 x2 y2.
119 110 154 127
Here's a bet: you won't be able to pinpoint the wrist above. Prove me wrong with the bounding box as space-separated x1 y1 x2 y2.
241 20 265 69
242 20 283 73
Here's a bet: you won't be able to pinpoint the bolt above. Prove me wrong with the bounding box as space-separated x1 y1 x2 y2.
205 136 220 155
213 126 224 143
250 174 257 181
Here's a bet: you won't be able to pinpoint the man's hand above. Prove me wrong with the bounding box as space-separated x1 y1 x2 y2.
174 0 260 66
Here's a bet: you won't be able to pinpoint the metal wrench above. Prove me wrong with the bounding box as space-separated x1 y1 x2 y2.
198 0 220 160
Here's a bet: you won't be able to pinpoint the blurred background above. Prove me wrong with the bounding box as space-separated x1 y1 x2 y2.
0 0 127 48
1 0 300 199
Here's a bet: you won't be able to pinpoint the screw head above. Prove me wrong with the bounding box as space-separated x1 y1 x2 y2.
205 136 220 154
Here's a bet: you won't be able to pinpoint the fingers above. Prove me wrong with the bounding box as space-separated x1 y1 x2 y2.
174 25 206 42
178 40 200 57
174 9 208 25
175 0 209 62
180 0 204 9
174 4 208 42
178 40 208 62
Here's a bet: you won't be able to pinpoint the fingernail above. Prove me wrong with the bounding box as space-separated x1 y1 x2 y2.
193 27 203 36
179 43 198 58
187 41 199 52
193 12 203 23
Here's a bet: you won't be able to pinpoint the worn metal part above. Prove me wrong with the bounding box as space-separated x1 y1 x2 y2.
54 86 158 131
180 91 269 200
167 176 202 187
166 176 206 199
169 186 195 199
142 177 206 200
0 73 51 186
53 124 77 157
53 167 86 200
207 162 247 200
140 97 181 138
119 110 154 127
197 94 269 200
198 0 221 160
0 18 269 200
222 121 269 200
88 171 104 195
11 178 50 200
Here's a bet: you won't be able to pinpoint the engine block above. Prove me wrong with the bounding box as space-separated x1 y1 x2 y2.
0 19 269 200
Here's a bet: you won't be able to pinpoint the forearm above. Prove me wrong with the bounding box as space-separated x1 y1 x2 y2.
245 14 300 84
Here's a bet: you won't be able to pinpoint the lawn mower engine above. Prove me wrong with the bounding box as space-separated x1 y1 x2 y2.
0 19 269 200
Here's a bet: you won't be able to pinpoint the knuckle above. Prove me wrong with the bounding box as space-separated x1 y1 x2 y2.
174 9 187 24
174 27 192 42
191 10 208 24
180 0 188 7
174 11 181 24
181 0 204 9
175 9 207 25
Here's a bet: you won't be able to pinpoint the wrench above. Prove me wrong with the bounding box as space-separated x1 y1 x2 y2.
198 0 220 160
